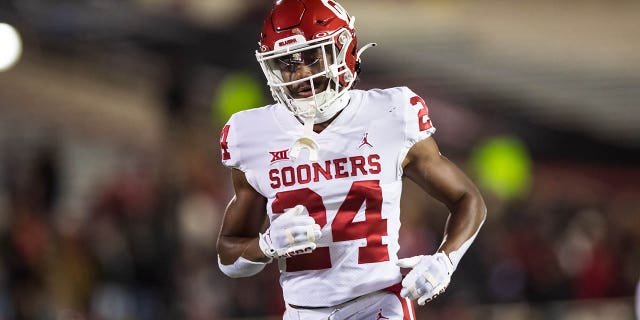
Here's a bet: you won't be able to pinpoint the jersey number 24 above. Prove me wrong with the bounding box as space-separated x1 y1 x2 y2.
272 180 388 272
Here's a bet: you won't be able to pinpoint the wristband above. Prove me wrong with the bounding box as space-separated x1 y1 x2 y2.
218 255 271 278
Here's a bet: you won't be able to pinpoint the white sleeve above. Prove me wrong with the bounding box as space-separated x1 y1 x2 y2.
396 87 437 175
400 86 436 146
219 114 243 170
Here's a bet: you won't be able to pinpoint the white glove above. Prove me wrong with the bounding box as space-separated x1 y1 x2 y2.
258 205 322 259
396 252 454 305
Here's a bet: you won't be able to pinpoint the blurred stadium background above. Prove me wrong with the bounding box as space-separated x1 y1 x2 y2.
0 0 639 319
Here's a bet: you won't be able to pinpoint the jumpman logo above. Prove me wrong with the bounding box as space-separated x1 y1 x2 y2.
376 309 389 320
359 132 373 148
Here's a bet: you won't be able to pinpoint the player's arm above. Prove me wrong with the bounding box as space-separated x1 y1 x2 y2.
403 137 486 258
216 168 270 278
398 136 487 304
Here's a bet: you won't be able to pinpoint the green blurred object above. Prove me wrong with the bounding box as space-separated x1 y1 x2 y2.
214 72 265 124
469 135 532 200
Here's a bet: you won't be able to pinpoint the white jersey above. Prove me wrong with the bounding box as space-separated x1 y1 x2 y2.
220 86 436 307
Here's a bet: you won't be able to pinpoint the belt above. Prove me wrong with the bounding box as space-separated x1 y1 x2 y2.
288 289 381 310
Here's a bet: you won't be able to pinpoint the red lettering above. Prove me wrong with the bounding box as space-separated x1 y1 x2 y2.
333 158 349 178
349 156 367 176
270 149 289 163
278 38 298 47
219 125 231 160
313 161 333 182
368 154 381 174
297 164 312 184
410 95 433 131
269 154 382 189
273 180 388 271
282 167 295 187
269 169 281 189
286 247 331 272
333 180 388 263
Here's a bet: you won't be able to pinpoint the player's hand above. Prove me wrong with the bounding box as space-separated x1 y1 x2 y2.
396 252 454 305
258 205 322 259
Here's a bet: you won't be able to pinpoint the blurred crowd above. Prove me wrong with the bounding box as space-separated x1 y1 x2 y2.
0 124 638 320
1 0 639 317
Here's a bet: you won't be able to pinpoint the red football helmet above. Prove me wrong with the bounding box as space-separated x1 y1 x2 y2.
256 0 374 123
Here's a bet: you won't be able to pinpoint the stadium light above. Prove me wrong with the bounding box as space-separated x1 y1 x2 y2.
0 23 23 72
469 135 532 200
213 72 265 125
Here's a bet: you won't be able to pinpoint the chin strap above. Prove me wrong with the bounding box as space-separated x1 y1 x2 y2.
290 115 319 162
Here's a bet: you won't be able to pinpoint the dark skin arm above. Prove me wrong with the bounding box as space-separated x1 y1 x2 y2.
217 168 271 265
402 137 487 257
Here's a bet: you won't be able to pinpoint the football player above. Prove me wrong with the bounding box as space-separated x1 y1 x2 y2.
216 0 487 319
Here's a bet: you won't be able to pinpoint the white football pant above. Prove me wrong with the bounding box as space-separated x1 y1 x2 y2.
284 285 416 320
